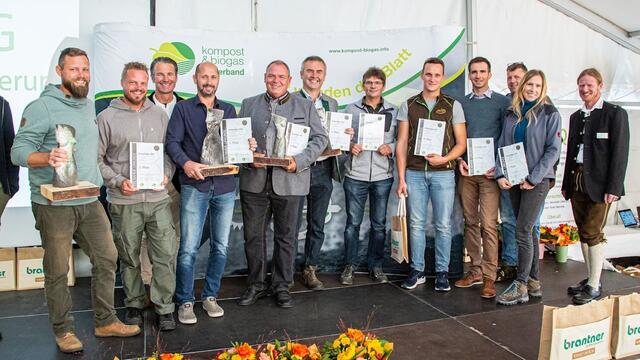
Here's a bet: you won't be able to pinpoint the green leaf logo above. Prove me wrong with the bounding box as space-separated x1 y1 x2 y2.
149 42 195 75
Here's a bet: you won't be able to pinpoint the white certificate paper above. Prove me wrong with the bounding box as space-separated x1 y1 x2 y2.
221 117 253 164
357 113 385 151
414 118 445 156
326 112 352 151
130 142 164 190
285 122 310 156
498 142 529 185
467 138 495 175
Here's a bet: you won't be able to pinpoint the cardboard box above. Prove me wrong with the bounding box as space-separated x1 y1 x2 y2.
16 247 75 290
0 248 16 291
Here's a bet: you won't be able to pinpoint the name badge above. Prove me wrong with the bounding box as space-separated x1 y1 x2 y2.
596 132 609 139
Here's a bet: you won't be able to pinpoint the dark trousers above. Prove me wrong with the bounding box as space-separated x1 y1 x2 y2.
299 160 333 267
509 179 550 283
241 177 302 292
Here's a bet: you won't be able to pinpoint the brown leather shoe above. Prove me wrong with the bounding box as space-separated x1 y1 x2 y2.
481 278 497 299
95 320 141 338
55 332 83 353
454 272 483 288
303 265 324 290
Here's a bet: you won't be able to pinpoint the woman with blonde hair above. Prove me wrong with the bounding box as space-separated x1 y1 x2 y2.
493 69 562 305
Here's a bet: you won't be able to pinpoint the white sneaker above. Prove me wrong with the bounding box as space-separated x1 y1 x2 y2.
203 297 224 318
178 302 197 324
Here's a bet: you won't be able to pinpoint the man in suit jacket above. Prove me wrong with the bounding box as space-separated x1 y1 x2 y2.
0 96 18 225
237 60 328 308
562 68 630 305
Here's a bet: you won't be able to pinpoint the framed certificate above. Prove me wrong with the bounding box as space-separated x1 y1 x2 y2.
498 142 529 185
130 142 164 190
467 137 495 175
285 122 310 156
326 111 352 151
357 113 385 151
414 118 445 156
221 117 253 164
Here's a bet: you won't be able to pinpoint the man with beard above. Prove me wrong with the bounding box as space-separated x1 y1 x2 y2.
11 48 140 353
97 62 177 330
237 60 328 308
166 62 256 324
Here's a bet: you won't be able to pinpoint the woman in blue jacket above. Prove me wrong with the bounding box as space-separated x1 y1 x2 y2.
493 70 562 305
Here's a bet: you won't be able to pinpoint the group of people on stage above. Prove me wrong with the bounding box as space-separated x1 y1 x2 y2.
0 46 629 353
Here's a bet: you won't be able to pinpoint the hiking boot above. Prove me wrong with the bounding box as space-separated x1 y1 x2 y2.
303 265 324 290
435 272 451 292
55 332 83 353
158 313 176 332
454 272 483 288
94 320 141 337
496 281 529 305
124 307 143 326
369 268 388 283
340 265 355 285
481 277 496 299
527 279 543 298
203 297 224 318
177 302 197 324
401 269 426 290
496 265 517 282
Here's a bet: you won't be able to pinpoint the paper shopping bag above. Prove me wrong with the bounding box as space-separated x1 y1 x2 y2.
391 195 408 263
611 293 640 358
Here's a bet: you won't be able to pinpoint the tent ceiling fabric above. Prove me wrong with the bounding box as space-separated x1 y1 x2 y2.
572 0 640 34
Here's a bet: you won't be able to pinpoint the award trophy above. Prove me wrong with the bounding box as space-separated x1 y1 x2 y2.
40 124 99 201
200 109 239 177
253 114 293 167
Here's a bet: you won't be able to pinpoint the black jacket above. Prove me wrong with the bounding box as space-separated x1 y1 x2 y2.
0 96 19 196
561 101 629 202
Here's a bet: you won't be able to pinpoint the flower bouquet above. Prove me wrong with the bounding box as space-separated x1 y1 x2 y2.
217 342 257 360
540 224 580 263
321 328 393 360
258 340 321 360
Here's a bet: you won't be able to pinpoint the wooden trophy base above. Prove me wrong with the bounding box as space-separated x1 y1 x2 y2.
253 157 292 167
321 149 342 157
41 181 100 202
201 165 240 177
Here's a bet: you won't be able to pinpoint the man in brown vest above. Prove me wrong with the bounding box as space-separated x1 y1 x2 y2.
396 57 467 292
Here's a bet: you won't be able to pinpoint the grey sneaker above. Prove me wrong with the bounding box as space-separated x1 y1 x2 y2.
369 268 388 283
527 279 542 298
177 302 197 324
496 281 529 305
303 265 324 290
203 297 224 318
340 265 355 285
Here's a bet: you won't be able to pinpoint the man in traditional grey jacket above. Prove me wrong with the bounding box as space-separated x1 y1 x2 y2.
237 60 328 308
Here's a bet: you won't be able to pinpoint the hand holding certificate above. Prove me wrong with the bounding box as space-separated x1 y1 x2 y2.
130 142 164 190
326 112 352 151
467 138 495 176
414 118 445 156
357 113 385 151
498 142 529 185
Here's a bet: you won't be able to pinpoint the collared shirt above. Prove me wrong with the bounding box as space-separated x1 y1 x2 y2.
361 97 385 113
581 97 604 116
576 97 604 163
301 88 324 110
468 88 493 99
152 92 177 117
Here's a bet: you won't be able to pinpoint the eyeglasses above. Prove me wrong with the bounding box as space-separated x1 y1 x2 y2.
364 80 384 86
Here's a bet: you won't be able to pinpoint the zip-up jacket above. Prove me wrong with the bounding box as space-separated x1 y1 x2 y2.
97 97 174 205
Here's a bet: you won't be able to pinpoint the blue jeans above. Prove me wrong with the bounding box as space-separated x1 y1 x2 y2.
175 185 235 304
406 170 455 273
499 189 517 266
343 176 392 270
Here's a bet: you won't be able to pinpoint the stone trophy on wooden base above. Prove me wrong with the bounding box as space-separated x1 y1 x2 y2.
253 113 292 167
200 109 239 177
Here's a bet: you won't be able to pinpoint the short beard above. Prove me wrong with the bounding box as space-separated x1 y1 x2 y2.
123 92 144 106
62 77 89 98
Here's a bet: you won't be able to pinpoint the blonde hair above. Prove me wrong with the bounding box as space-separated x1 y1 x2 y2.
511 69 548 125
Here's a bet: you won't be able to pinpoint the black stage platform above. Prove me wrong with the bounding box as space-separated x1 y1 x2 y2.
1 258 639 359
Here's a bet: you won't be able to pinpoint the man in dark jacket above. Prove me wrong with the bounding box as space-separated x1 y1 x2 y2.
0 96 19 224
562 68 630 305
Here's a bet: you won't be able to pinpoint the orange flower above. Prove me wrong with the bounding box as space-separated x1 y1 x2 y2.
291 343 310 357
346 328 365 342
236 343 256 358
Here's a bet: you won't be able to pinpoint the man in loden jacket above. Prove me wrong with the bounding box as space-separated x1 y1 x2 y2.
562 68 630 305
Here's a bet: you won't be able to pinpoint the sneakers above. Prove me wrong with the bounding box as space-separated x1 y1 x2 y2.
435 272 451 292
454 272 483 288
158 313 176 332
481 277 496 299
203 297 224 318
94 320 141 337
178 302 197 325
124 307 143 326
303 265 324 290
369 268 388 283
496 281 529 305
401 269 426 290
340 265 355 285
527 279 543 298
496 265 517 283
55 332 83 353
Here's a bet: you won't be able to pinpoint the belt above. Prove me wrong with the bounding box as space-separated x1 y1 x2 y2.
312 158 331 167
